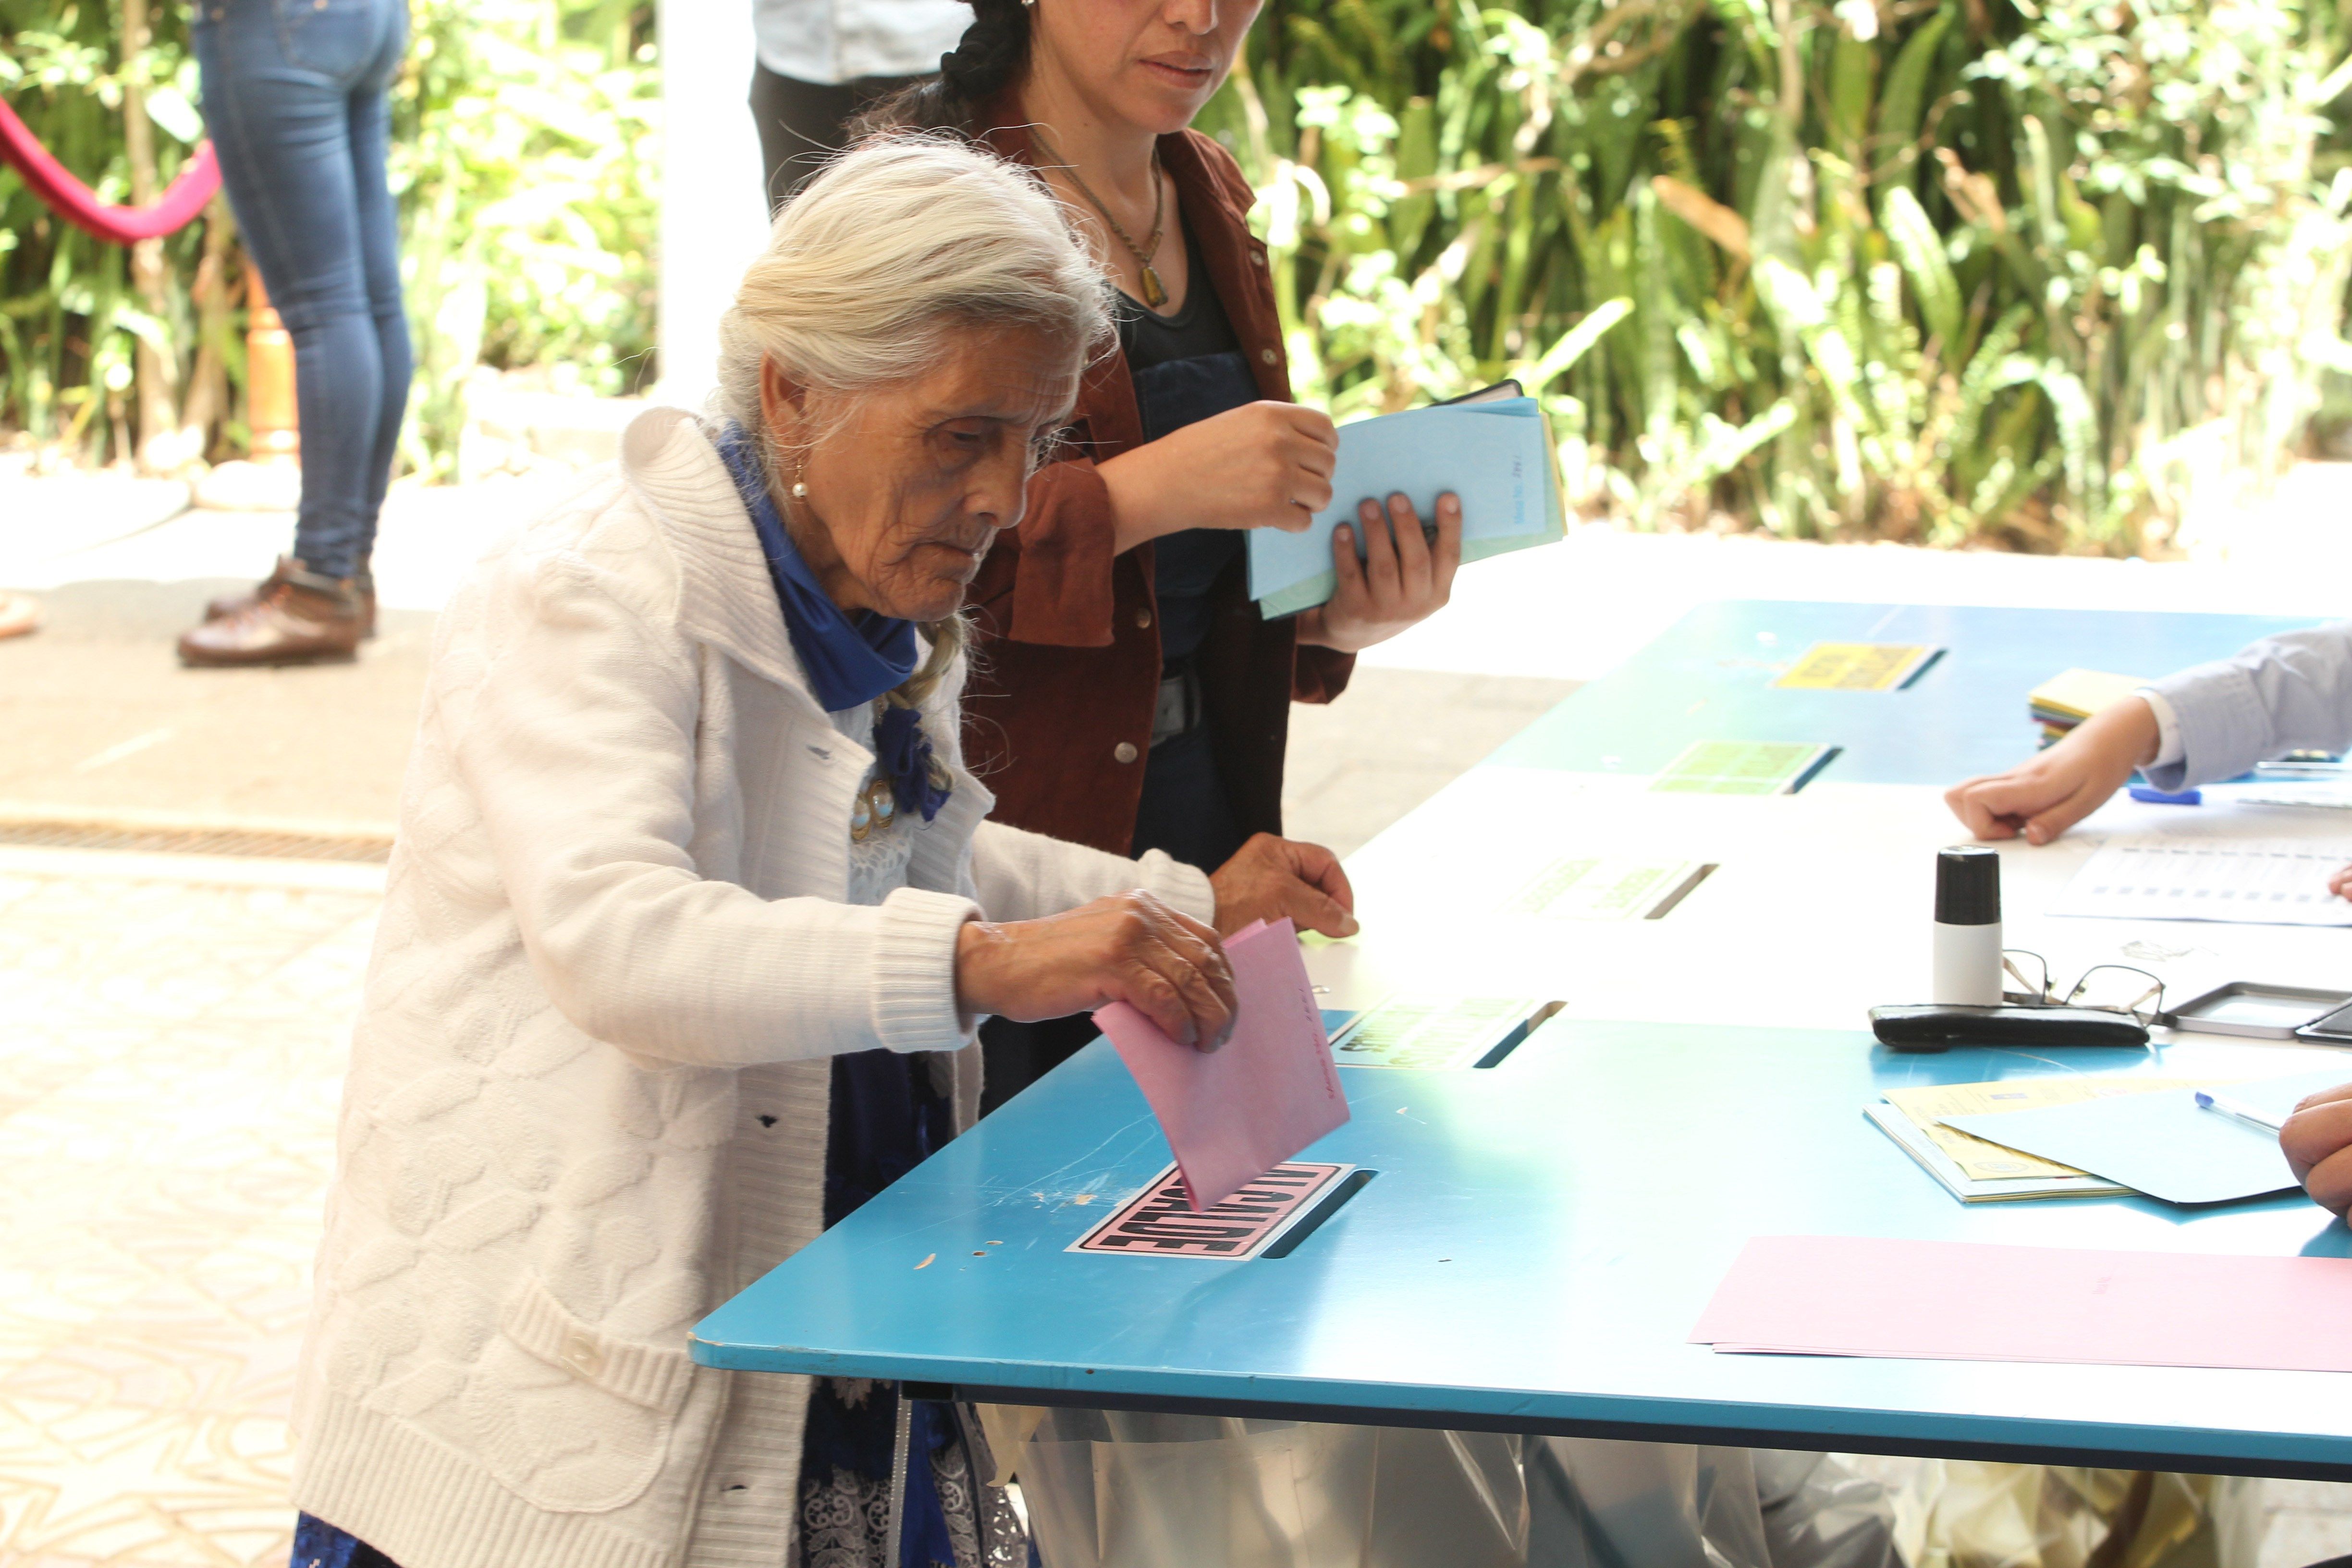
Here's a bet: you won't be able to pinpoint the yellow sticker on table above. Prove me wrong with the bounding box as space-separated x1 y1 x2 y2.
1774 642 1940 691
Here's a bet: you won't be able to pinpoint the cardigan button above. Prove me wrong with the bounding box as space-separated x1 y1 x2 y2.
1134 607 1152 629
561 1329 606 1380
1114 742 1139 764
1259 348 1278 365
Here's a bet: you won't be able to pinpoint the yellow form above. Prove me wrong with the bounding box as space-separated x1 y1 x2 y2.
1882 1078 2227 1182
1773 642 1938 691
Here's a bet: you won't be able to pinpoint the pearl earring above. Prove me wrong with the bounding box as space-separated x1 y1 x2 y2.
791 479 808 499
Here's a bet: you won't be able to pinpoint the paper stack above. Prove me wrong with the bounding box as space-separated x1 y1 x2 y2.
1248 396 1564 618
1871 1068 2345 1206
2027 668 2148 747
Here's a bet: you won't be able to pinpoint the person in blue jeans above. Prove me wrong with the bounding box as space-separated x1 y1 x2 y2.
181 0 411 666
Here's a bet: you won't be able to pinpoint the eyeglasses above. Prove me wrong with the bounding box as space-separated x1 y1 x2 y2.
2001 950 2168 1025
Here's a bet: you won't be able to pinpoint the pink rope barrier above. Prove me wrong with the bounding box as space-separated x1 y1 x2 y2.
0 94 220 245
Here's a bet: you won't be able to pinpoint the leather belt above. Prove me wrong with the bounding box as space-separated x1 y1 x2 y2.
1150 665 1200 748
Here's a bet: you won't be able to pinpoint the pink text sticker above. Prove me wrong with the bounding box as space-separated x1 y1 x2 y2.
1069 1162 1354 1260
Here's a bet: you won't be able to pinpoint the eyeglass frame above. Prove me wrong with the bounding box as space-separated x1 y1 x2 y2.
2000 949 2168 1025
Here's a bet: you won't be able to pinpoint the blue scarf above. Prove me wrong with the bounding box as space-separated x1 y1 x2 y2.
715 424 952 822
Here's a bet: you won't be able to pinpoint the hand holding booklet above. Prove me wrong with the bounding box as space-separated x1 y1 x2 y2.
1248 390 1565 618
1092 917 1351 1212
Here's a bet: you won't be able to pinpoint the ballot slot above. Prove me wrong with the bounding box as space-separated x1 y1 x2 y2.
1258 1168 1380 1259
1328 997 1567 1070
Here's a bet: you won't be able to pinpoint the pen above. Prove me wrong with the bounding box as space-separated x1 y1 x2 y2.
2128 785 2201 805
2193 1089 2284 1135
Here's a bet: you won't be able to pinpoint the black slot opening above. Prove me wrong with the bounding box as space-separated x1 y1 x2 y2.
1785 746 1842 794
1897 649 1948 688
1643 862 1718 919
1473 1000 1567 1068
1261 1169 1379 1259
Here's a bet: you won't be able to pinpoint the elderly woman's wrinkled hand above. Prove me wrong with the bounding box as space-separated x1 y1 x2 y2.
955 891 1238 1050
2281 1081 2352 1217
1209 833 1358 940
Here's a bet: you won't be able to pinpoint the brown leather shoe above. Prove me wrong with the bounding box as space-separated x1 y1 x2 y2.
178 560 363 666
207 558 377 638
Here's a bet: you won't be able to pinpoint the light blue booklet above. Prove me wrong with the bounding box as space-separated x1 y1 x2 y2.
1945 1090 2299 1207
1247 397 1565 618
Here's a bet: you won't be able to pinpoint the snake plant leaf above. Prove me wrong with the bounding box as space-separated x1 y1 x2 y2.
1874 8 1955 194
1520 297 1633 396
1881 185 1962 353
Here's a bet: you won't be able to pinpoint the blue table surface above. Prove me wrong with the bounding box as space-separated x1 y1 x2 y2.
693 600 2352 1474
696 1022 2352 1473
1490 601 2319 783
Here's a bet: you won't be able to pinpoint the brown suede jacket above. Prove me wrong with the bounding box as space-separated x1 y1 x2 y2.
961 113 1356 857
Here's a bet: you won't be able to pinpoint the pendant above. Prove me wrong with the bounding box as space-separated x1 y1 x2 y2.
1139 264 1167 309
869 778 897 831
850 793 873 843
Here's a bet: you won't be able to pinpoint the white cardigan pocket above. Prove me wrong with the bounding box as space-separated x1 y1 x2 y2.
462 1276 696 1513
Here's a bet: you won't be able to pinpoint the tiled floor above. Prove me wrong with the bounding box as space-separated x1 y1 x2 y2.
0 858 378 1566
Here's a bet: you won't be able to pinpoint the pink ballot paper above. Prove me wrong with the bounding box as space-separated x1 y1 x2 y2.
1691 1236 2352 1372
1093 917 1350 1213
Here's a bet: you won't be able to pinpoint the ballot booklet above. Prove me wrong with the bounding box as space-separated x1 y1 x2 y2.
1871 1077 2217 1202
1247 395 1564 618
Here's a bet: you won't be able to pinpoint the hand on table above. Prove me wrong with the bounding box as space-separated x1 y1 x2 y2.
1208 832 1359 940
2332 864 2352 901
2280 1081 2352 1216
1098 401 1337 552
1296 491 1462 654
1943 696 2160 845
954 891 1236 1050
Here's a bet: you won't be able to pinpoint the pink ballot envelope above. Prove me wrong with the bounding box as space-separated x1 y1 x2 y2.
1094 917 1350 1213
1691 1236 2352 1372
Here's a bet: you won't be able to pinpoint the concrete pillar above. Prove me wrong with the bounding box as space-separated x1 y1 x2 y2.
655 0 772 409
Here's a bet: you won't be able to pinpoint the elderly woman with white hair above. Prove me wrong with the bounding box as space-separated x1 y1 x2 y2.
282 135 1343 1568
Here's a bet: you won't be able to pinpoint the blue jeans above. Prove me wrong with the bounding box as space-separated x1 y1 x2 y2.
193 0 412 581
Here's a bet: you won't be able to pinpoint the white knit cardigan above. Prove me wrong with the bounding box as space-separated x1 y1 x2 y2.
290 407 1214 1568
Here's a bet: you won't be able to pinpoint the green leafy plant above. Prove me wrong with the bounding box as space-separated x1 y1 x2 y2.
0 0 655 477
1199 0 2352 552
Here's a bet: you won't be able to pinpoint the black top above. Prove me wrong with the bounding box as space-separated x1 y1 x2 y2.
1936 845 2001 925
1119 228 1259 666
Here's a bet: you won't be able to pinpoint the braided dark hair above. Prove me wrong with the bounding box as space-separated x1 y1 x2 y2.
855 0 1032 135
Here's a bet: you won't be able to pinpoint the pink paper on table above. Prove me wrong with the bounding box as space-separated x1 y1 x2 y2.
1691 1236 2352 1372
1094 917 1350 1212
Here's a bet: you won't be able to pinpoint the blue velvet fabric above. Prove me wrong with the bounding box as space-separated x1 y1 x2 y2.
289 1514 398 1568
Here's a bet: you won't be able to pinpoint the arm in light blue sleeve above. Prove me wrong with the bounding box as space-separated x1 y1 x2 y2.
2141 622 2352 790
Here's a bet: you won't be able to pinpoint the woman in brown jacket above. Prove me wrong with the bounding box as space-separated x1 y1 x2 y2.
867 0 1464 1105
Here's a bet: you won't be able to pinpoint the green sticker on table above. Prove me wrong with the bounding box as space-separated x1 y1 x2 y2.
1650 740 1838 796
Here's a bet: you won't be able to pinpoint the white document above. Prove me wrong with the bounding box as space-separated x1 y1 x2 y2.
2048 835 2352 926
2228 783 2352 810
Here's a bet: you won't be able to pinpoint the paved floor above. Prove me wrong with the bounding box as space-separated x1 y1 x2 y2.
0 852 377 1566
7 462 2352 1564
